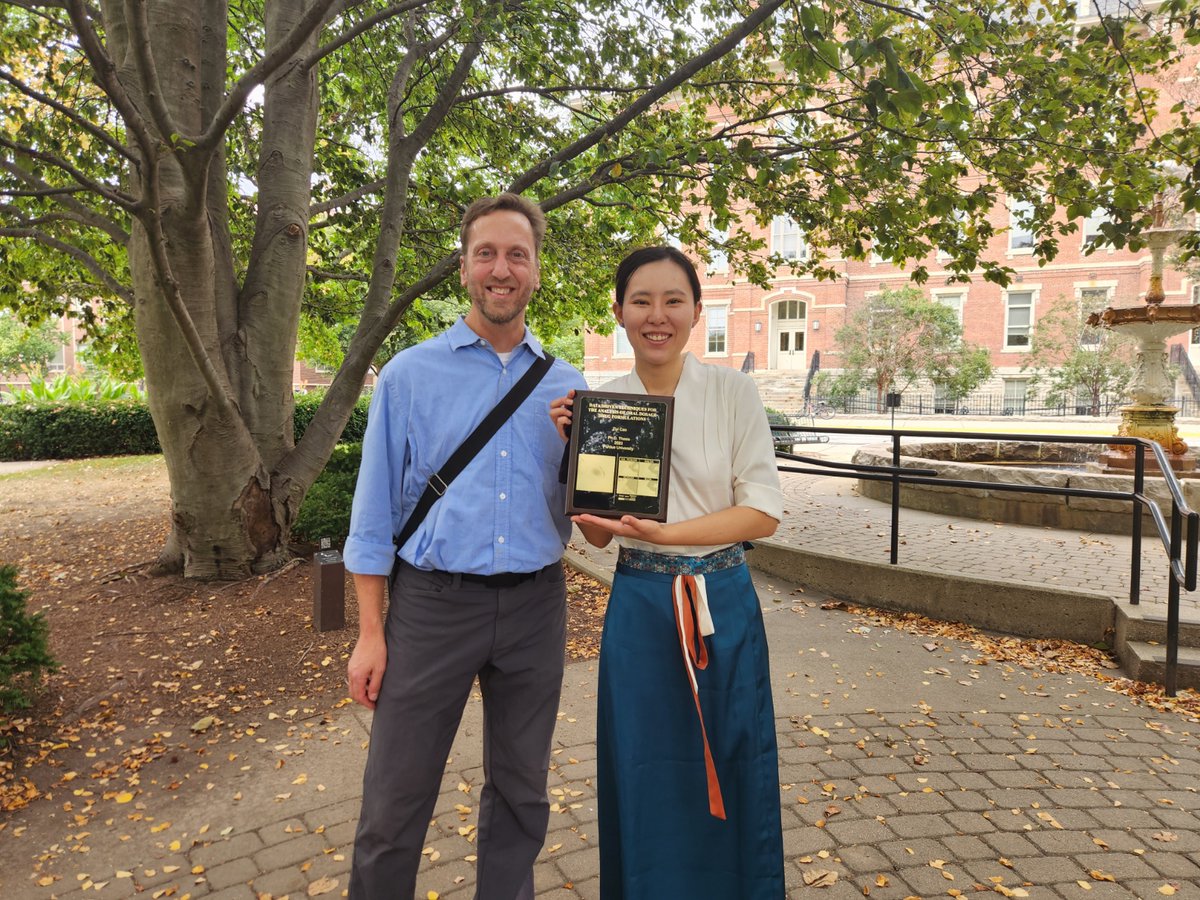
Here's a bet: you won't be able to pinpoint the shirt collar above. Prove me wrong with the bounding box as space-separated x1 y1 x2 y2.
627 351 695 395
448 316 546 358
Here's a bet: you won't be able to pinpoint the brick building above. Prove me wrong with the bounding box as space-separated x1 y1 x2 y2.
582 201 1197 407
582 2 1200 409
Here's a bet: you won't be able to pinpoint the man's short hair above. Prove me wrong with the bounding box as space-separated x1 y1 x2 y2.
460 193 547 256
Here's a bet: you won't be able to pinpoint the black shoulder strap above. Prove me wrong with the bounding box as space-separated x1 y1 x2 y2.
394 351 556 551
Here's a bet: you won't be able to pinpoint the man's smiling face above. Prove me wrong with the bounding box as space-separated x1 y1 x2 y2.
460 209 540 328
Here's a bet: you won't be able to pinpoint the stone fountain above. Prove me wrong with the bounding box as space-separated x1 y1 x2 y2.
1087 207 1200 474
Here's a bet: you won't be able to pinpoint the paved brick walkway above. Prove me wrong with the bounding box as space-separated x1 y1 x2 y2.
5 462 1199 899
7 556 1199 899
770 463 1199 621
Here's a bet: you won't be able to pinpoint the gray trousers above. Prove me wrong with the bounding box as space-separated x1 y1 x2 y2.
350 561 567 900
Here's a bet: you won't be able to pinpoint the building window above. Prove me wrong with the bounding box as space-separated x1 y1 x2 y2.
708 222 728 274
1082 209 1110 248
1078 287 1109 347
1004 379 1029 415
1008 197 1036 252
933 382 959 414
1005 291 1034 348
48 342 66 372
775 298 807 321
613 326 633 356
771 216 807 260
778 330 806 352
933 291 965 324
706 305 728 354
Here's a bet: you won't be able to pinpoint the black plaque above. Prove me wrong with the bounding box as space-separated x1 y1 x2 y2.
565 390 673 521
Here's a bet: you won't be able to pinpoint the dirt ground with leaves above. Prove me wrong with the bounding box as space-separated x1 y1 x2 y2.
0 457 609 846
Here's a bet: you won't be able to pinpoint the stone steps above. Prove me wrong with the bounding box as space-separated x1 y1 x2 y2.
1117 605 1200 646
1120 641 1200 691
1114 606 1200 691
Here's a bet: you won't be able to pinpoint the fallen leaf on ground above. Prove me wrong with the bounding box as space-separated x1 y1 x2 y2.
307 876 338 896
802 869 838 887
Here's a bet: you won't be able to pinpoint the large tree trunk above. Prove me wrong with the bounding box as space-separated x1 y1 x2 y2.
114 0 318 578
131 201 287 579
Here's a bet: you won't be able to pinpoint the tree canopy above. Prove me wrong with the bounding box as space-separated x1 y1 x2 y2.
0 309 63 380
831 286 993 408
1023 291 1136 415
0 0 1197 576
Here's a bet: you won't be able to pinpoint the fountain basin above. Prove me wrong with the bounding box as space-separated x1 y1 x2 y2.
853 440 1200 535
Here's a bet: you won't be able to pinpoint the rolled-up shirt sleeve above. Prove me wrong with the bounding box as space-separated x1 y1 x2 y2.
344 371 407 576
730 377 784 522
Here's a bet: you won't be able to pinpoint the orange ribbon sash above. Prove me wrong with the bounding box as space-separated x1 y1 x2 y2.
672 573 726 820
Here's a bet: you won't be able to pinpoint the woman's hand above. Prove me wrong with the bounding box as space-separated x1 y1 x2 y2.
550 389 576 442
572 513 665 543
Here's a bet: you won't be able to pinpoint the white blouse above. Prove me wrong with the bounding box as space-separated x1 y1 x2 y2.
602 353 784 557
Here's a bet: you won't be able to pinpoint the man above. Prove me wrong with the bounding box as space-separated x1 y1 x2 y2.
344 193 587 899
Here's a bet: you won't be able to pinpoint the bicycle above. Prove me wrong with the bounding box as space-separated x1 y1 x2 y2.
799 399 835 419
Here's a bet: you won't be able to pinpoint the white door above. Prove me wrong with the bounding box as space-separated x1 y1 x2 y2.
777 328 806 370
771 299 807 371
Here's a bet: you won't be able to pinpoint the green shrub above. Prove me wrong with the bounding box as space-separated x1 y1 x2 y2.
0 391 373 461
0 565 57 715
293 442 362 547
0 400 160 460
292 390 371 445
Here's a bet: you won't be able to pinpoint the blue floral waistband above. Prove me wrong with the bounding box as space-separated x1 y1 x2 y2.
617 543 746 575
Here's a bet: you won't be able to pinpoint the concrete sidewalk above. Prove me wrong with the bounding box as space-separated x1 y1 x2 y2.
5 553 1198 900
5 450 1200 899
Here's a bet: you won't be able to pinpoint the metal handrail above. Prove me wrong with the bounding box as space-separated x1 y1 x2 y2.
1170 343 1200 405
770 424 1198 696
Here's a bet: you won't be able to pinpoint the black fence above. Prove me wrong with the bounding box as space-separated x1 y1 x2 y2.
787 391 1200 418
771 424 1197 696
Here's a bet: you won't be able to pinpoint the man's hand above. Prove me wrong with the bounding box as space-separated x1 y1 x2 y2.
549 389 576 442
347 631 387 710
348 572 389 710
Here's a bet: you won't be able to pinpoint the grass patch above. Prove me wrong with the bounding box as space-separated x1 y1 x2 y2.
0 454 164 481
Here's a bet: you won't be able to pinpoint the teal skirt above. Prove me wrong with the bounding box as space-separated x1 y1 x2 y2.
597 552 784 899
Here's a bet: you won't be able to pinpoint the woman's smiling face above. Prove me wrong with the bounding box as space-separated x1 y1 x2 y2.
613 257 701 368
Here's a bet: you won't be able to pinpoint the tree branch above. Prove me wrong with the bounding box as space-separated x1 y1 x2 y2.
63 0 157 162
0 158 129 243
404 30 476 149
0 225 134 302
302 0 436 70
0 137 139 209
124 0 182 144
507 0 790 195
0 185 87 197
855 0 927 24
196 0 343 153
310 177 385 216
134 156 239 420
0 67 135 162
307 265 368 282
456 82 646 104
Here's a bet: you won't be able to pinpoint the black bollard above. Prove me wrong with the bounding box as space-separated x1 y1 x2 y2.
312 538 346 632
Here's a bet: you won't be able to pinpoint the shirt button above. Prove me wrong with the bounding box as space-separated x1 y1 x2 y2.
500 450 508 458
499 492 507 500
497 536 506 544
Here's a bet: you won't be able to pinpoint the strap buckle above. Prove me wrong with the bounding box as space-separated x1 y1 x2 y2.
428 473 449 496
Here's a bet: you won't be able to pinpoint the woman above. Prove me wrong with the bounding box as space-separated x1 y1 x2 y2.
551 246 785 899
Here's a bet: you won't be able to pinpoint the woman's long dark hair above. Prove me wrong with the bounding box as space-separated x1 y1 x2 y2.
614 246 702 306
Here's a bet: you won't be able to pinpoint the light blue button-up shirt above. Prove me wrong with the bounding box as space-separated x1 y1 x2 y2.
343 317 588 577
